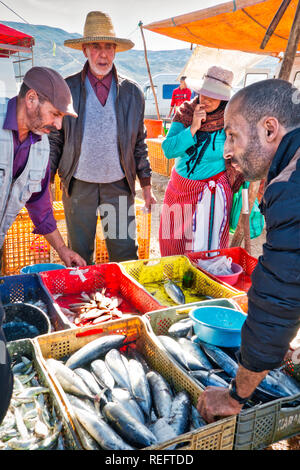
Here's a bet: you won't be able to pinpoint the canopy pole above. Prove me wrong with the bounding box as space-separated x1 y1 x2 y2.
139 21 161 120
260 0 292 50
278 0 300 80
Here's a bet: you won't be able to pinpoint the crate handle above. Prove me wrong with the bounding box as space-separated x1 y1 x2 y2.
76 328 104 338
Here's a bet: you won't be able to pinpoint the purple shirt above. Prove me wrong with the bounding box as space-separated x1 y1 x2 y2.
3 97 57 235
87 66 113 106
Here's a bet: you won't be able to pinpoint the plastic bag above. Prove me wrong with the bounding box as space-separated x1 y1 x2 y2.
197 256 233 276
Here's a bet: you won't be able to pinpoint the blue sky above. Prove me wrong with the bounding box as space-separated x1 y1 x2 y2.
0 0 225 50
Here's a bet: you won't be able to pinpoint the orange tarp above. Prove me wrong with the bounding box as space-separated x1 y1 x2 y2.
143 0 300 55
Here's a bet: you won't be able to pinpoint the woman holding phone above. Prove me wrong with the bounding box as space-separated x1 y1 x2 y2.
159 66 243 256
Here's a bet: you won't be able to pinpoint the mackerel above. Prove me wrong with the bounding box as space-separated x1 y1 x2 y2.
169 391 190 436
109 388 146 424
157 335 189 369
104 349 131 392
73 407 134 450
127 358 152 417
74 368 102 396
90 359 115 390
46 359 95 399
150 418 177 449
65 335 126 369
164 280 185 305
178 338 214 370
168 318 194 338
102 402 157 448
146 371 173 419
190 370 229 388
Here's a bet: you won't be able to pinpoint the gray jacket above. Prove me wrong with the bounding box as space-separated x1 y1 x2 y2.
49 62 152 196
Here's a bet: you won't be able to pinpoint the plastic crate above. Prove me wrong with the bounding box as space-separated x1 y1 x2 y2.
146 298 243 336
39 263 162 328
146 138 175 177
187 248 258 293
233 393 300 450
33 315 236 450
2 202 65 276
0 272 70 332
120 255 243 309
6 338 81 449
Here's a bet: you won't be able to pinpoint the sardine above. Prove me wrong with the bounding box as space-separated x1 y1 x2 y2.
104 349 132 392
164 280 185 305
73 407 134 450
127 359 152 417
168 391 190 436
90 359 115 390
65 335 126 369
102 402 157 448
146 371 173 419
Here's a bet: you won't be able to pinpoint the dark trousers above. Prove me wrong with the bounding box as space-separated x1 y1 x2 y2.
62 178 138 265
0 298 13 425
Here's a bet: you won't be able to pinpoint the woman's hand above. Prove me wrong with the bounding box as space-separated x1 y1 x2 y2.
190 104 206 136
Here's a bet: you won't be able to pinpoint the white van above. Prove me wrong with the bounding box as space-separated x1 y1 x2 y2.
143 73 179 119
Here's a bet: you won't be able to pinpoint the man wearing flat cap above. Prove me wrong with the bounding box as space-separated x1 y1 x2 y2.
0 66 86 424
49 11 156 265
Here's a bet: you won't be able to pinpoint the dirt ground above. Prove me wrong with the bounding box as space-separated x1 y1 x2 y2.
137 172 300 451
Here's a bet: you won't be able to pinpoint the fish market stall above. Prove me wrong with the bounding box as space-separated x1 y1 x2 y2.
38 263 163 328
33 315 236 450
146 304 300 450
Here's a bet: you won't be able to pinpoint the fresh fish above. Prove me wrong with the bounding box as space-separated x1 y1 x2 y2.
199 342 239 377
104 349 131 392
157 336 189 369
90 359 115 390
65 393 96 415
178 338 214 370
109 388 145 424
127 359 152 417
168 318 194 338
146 371 173 419
259 374 294 399
190 405 207 429
168 391 190 436
190 370 229 388
127 347 151 373
73 407 134 450
268 369 300 396
13 387 50 402
74 368 102 396
150 418 177 449
164 280 185 305
102 402 157 448
46 359 95 400
65 335 126 369
3 321 40 342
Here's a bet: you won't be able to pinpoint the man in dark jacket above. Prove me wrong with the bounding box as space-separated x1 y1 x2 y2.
197 78 300 422
49 11 155 265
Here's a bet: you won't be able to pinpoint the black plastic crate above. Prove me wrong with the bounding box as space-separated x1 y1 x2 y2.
0 273 70 332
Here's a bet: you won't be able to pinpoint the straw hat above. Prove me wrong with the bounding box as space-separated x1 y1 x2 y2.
186 66 234 101
64 11 134 53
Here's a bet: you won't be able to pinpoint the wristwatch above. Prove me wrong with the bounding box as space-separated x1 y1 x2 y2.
228 379 252 404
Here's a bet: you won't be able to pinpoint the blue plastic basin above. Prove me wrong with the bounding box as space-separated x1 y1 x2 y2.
20 263 66 274
189 306 247 347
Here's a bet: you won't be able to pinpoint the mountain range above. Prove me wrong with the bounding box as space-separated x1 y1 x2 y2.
1 20 279 88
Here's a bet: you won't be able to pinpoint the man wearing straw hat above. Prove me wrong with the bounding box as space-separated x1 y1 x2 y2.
49 11 155 265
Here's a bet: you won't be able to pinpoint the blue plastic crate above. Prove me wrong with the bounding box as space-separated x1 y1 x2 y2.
0 273 70 332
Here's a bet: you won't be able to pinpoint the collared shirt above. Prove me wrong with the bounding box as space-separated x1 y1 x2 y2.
3 97 57 235
87 66 113 106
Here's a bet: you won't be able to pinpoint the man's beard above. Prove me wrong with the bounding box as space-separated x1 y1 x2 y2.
233 127 271 181
28 104 56 135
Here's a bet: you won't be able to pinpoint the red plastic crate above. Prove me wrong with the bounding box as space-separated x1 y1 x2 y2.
39 263 163 328
186 247 258 293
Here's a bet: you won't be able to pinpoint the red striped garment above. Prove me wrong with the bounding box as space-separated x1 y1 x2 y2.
159 168 233 256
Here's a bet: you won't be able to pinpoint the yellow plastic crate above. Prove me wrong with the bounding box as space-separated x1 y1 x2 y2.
51 173 63 201
33 315 236 450
2 202 65 276
146 138 175 177
120 255 243 308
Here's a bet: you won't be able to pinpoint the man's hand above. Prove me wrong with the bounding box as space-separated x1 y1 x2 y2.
190 104 206 136
197 386 243 423
142 185 157 212
56 245 87 267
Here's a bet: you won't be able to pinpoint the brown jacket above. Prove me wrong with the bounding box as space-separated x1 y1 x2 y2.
49 62 152 196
